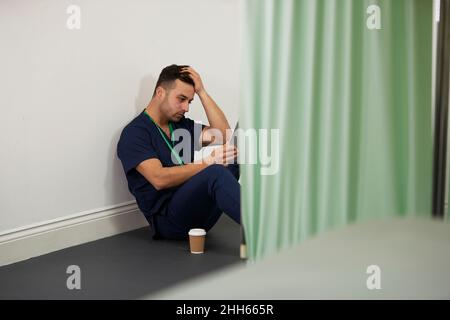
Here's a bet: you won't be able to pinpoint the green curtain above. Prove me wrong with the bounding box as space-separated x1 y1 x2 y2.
240 0 433 261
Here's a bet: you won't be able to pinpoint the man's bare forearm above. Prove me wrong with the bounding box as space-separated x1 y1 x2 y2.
139 144 237 191
155 161 210 190
198 90 230 137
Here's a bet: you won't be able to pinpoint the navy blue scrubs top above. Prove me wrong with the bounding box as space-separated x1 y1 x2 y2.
117 109 205 221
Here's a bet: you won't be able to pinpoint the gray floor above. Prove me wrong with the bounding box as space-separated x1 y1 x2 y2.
0 215 242 300
151 217 450 299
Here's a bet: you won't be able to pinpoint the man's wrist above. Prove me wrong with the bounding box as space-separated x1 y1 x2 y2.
197 89 208 99
204 155 215 166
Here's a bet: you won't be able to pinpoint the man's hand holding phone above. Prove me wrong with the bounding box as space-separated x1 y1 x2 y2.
205 143 238 166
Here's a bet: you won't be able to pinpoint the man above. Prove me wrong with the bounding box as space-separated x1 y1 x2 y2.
117 64 240 240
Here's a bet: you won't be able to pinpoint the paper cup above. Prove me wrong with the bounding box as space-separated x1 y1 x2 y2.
188 228 206 254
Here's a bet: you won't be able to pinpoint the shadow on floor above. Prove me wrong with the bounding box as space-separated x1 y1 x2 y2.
0 215 243 299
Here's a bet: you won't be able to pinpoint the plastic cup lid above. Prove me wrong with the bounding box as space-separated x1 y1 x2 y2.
188 228 206 236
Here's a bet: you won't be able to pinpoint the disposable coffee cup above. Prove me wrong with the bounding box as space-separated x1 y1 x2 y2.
188 228 206 254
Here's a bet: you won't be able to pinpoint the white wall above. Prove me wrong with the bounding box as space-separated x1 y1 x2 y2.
0 0 240 233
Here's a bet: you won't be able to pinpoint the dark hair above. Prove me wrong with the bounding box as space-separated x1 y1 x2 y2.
153 64 194 96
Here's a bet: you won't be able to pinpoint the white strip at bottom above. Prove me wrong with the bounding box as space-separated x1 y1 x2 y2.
0 202 149 266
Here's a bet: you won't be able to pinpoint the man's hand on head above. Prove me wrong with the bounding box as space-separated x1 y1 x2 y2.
181 66 206 95
182 65 231 145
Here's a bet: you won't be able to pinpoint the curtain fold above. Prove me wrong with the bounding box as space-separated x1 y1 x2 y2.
241 0 433 261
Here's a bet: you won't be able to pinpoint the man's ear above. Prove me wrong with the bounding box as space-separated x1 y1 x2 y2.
155 86 166 100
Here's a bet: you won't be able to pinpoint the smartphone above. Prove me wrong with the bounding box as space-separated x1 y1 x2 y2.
228 121 239 146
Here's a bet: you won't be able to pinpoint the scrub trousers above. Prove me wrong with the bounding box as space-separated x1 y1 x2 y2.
153 163 241 240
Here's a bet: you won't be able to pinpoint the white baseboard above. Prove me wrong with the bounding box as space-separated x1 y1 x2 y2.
0 201 149 266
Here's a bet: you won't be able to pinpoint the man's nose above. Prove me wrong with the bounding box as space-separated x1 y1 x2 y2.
182 102 189 112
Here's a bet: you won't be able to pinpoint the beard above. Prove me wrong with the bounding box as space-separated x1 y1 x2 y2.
161 97 184 122
172 113 185 122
